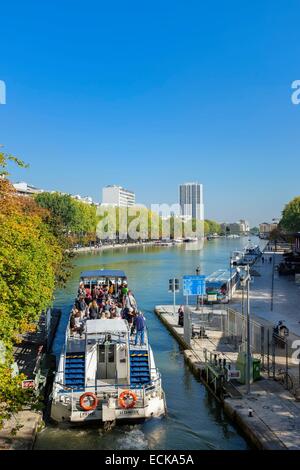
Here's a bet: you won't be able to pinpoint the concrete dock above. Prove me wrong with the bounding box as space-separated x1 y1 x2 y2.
154 305 300 450
0 411 43 450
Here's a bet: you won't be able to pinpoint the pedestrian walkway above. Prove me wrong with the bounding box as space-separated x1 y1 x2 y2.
231 252 300 336
225 377 300 450
154 304 300 450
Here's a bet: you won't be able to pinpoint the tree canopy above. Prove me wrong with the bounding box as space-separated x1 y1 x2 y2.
35 192 98 237
280 196 300 233
0 151 69 430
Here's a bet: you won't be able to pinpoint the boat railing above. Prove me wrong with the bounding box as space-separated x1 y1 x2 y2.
54 370 161 393
54 372 162 412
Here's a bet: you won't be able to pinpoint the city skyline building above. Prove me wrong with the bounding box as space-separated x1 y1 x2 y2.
179 182 204 221
13 181 44 197
12 181 97 205
102 185 136 207
220 219 250 235
259 219 280 238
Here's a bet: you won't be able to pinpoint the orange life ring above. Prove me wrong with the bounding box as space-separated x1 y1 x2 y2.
79 392 98 411
119 390 138 409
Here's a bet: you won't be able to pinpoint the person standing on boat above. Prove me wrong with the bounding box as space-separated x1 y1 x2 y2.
121 282 129 298
85 286 92 305
77 296 87 319
73 310 84 336
124 290 137 311
115 302 123 318
134 311 146 346
88 300 99 319
78 282 86 298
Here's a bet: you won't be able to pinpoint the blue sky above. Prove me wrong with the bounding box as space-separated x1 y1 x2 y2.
1 0 300 225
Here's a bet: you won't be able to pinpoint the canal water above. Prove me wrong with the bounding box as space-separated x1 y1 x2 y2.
35 237 264 450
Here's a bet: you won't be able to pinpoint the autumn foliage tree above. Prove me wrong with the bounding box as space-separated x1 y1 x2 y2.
0 150 67 429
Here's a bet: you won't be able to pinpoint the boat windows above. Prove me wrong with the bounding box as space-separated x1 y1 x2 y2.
108 344 115 363
98 344 106 363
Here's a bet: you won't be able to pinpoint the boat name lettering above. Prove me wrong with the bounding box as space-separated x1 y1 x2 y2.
118 409 140 415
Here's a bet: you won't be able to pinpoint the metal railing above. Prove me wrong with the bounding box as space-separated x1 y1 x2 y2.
53 374 163 413
189 306 300 399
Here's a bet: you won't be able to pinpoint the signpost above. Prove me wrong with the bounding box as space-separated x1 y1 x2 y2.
169 278 180 315
22 380 36 390
196 266 201 310
227 369 241 381
183 275 206 298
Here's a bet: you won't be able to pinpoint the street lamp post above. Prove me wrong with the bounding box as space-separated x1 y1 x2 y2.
239 264 251 394
229 256 233 301
196 266 201 311
271 252 275 312
246 264 251 395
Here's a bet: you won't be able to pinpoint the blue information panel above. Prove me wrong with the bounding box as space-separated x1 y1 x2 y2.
183 275 206 296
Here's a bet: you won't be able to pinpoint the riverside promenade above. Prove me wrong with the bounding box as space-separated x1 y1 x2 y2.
231 250 300 336
72 240 159 254
231 248 300 388
154 305 300 450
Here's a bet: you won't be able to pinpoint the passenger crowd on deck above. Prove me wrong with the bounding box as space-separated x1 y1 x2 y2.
69 280 145 345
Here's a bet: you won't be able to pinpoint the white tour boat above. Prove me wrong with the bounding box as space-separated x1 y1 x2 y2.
50 269 166 424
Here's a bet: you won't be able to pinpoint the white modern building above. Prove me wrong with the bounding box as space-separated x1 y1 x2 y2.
179 182 204 220
71 194 95 205
13 181 44 197
102 185 136 207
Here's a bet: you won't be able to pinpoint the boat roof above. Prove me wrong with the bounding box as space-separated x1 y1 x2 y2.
80 269 127 279
86 319 129 334
206 269 237 286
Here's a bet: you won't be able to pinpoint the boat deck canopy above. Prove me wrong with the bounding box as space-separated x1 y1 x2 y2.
206 269 238 288
86 319 129 335
80 269 127 280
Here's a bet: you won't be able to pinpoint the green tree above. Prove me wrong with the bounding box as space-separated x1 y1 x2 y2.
281 196 300 232
205 220 222 235
35 192 79 235
35 192 98 240
0 148 28 177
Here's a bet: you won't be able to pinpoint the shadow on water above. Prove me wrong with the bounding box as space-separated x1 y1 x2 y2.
35 240 256 450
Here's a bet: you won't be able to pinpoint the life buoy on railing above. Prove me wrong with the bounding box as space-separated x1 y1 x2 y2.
79 392 98 411
119 390 138 409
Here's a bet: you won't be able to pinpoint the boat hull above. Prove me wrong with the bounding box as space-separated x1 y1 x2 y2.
50 396 166 423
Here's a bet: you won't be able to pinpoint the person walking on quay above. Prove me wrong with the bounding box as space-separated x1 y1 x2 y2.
178 305 184 327
262 256 265 264
134 311 146 346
